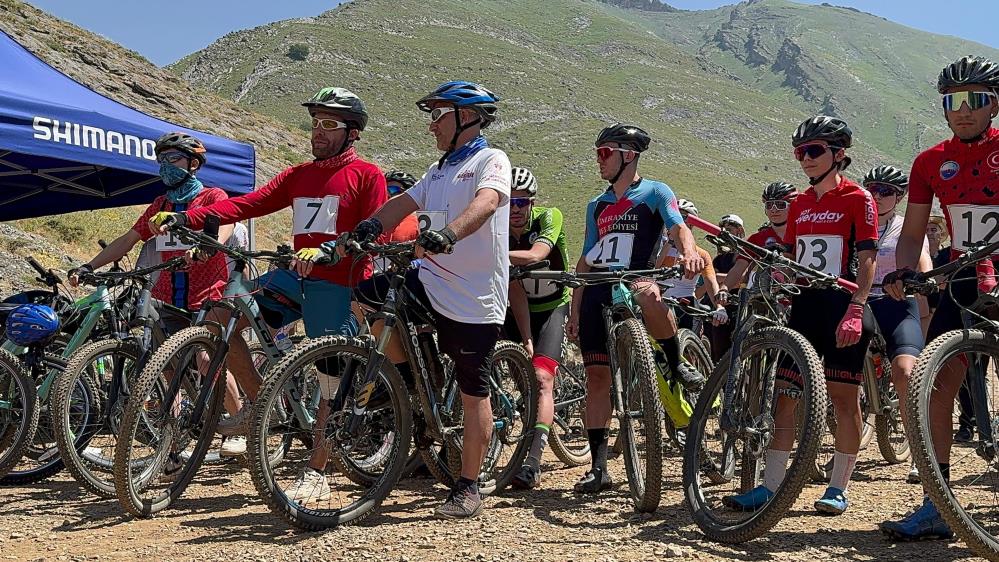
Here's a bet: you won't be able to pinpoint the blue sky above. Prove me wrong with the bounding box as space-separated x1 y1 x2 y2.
23 0 998 66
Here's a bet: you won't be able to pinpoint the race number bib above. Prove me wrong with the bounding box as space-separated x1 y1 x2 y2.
154 231 194 252
415 211 447 233
949 205 999 254
521 271 560 299
292 196 340 236
585 233 635 268
794 235 843 277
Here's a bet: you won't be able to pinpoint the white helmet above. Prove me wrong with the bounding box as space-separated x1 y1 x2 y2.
511 167 538 196
720 214 744 228
677 198 699 217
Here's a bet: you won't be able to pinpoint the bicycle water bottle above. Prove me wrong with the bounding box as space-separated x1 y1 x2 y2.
275 332 293 353
976 258 997 293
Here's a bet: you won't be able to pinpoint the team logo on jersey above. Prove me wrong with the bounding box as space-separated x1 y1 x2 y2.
528 232 539 244
456 170 475 181
940 160 959 180
795 209 845 224
988 151 999 174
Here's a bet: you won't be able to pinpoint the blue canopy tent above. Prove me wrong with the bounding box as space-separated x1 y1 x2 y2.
0 30 255 222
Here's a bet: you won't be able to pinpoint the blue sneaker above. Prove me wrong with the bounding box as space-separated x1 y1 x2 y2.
814 487 848 515
880 497 955 541
722 485 774 511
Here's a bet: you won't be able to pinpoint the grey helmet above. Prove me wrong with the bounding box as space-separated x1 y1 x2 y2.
863 165 909 194
762 181 797 201
302 87 369 131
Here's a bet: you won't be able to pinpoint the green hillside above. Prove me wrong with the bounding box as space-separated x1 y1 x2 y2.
173 0 991 253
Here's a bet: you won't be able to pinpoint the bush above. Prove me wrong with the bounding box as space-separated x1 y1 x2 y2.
288 43 309 61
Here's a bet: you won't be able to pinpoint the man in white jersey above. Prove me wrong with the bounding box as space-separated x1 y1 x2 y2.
349 81 510 519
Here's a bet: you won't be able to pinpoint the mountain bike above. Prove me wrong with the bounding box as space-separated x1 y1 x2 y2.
249 240 535 531
904 238 999 560
113 223 299 517
682 223 857 543
522 265 687 513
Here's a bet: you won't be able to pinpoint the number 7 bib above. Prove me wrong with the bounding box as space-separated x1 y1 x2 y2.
292 196 340 236
585 232 635 268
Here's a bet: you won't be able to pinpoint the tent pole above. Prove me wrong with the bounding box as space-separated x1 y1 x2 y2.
248 217 256 251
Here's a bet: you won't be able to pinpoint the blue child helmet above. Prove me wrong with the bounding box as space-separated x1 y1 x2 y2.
6 304 60 346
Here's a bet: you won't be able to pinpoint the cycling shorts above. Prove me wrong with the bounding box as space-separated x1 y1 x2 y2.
868 296 924 359
578 283 613 367
927 267 978 342
783 287 875 386
356 268 498 398
503 304 568 369
253 268 356 339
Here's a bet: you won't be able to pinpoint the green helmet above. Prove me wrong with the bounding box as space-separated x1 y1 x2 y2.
302 87 369 131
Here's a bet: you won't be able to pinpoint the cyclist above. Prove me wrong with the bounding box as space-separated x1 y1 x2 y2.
67 132 253 457
384 170 420 243
348 81 510 518
725 115 879 515
499 166 572 490
713 214 746 281
881 55 999 541
658 199 728 331
149 87 388 501
862 165 932 486
566 123 705 494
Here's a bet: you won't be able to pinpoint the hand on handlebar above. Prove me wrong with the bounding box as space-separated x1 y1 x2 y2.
149 211 186 235
292 243 340 278
415 227 457 257
67 263 94 287
882 268 924 301
711 306 729 326
679 251 705 280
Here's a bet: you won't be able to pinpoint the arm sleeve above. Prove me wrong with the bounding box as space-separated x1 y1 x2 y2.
581 200 599 256
185 167 295 229
908 154 933 205
476 150 511 202
535 207 562 248
655 183 685 230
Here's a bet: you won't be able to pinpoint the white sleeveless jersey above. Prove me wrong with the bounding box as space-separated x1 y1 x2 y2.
872 215 929 296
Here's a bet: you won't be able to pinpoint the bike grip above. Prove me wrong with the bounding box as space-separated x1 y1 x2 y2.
836 277 859 293
98 239 108 249
26 256 46 275
685 215 721 236
203 215 220 240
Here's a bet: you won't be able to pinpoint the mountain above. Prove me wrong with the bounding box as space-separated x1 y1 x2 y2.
0 0 310 276
174 0 994 251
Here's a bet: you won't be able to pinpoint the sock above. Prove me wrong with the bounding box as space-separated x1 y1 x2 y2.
587 427 609 472
395 362 414 388
657 337 682 377
938 462 951 483
457 476 478 495
763 449 791 492
526 423 550 471
829 450 859 492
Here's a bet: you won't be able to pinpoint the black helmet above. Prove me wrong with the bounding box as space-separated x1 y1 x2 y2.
303 87 369 131
154 132 207 165
596 123 651 153
792 115 852 148
385 170 417 190
511 167 538 196
762 181 797 201
937 55 999 94
863 165 909 193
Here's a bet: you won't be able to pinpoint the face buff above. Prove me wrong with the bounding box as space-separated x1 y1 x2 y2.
160 162 204 204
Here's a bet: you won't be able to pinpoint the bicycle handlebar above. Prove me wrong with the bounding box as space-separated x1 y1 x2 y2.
78 256 189 287
510 260 551 280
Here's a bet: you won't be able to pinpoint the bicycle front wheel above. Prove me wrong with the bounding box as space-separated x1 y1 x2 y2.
0 349 38 478
614 318 664 513
908 328 999 560
683 325 826 544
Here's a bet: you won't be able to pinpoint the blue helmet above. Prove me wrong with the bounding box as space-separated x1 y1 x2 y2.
416 81 499 126
6 304 59 347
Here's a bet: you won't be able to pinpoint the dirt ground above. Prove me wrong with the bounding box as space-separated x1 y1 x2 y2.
0 442 986 562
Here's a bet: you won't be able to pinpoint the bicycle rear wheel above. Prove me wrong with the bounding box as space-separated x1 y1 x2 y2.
113 326 226 517
484 340 537 491
872 351 910 464
908 328 999 560
549 339 590 467
614 318 663 513
0 349 38 477
248 336 411 531
683 325 825 543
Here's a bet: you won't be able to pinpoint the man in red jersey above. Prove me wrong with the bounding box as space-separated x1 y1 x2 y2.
881 55 999 541
149 87 388 502
725 116 878 517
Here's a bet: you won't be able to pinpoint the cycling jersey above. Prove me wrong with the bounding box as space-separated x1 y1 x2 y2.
871 215 929 296
183 148 388 287
910 127 999 257
581 178 684 271
737 225 784 264
510 206 571 312
132 188 229 310
783 177 879 281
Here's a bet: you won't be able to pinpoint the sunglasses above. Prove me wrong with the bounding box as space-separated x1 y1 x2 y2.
510 197 534 208
793 143 840 161
764 199 791 211
312 117 348 131
429 106 456 123
156 152 187 164
387 184 405 196
595 146 634 161
942 91 997 112
865 183 902 198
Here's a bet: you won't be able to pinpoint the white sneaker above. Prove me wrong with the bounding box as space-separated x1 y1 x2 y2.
217 402 253 437
284 468 331 503
220 436 246 457
907 463 920 484
158 453 183 483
